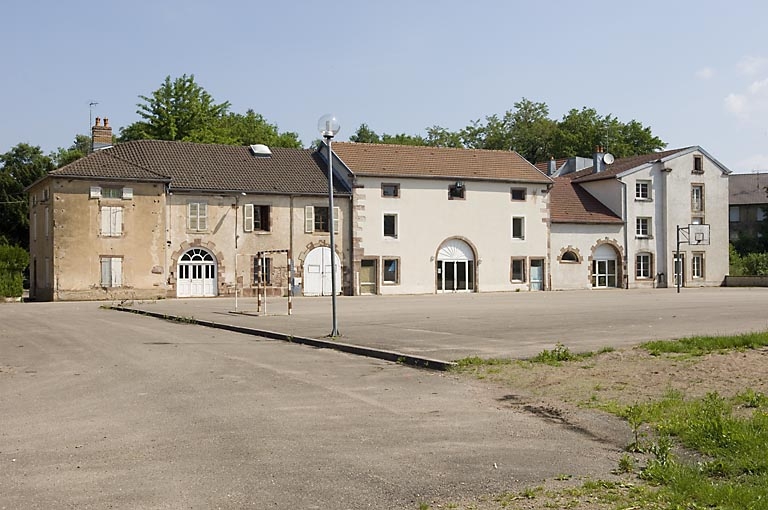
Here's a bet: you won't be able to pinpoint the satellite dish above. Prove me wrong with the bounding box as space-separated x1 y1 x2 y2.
603 153 615 165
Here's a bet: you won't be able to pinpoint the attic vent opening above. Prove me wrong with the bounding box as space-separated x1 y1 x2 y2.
250 144 272 157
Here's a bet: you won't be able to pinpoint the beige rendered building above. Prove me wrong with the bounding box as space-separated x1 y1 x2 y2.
331 142 553 294
27 137 352 301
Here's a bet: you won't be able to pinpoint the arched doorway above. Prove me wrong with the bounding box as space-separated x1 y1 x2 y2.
303 246 341 296
592 244 619 288
177 248 217 297
436 239 476 293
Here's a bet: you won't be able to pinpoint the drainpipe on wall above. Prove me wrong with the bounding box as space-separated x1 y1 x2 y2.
620 179 629 289
289 195 294 296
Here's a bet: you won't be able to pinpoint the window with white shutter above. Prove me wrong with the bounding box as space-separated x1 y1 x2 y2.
243 204 254 232
305 206 314 233
100 206 123 236
122 187 133 200
90 186 101 199
188 202 208 231
100 257 123 287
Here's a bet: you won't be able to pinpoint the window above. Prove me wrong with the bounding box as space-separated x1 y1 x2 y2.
691 216 704 225
635 180 651 200
693 155 703 173
382 183 400 198
692 253 704 279
44 207 49 238
759 207 767 222
32 211 37 241
100 257 123 287
188 202 208 231
304 206 340 234
511 258 526 282
244 204 271 232
691 185 704 212
102 187 122 199
100 206 123 237
448 182 465 200
383 214 397 238
512 216 525 240
636 253 652 279
636 217 651 238
90 186 132 199
510 188 526 201
729 206 740 222
253 257 272 285
560 250 579 263
383 258 399 284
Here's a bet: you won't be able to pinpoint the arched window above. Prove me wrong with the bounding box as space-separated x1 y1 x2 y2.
561 250 579 263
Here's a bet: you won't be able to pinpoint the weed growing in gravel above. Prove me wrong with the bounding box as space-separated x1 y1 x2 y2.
641 331 768 356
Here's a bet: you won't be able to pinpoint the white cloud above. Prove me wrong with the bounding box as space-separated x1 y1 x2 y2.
696 67 714 80
725 78 768 119
737 55 768 76
724 93 748 116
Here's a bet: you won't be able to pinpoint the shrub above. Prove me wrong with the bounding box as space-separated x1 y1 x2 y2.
0 244 28 298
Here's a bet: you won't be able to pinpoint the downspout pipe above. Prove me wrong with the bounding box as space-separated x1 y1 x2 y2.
620 178 629 289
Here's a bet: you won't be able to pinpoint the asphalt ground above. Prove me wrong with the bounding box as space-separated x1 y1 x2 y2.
1 301 627 509
124 287 768 362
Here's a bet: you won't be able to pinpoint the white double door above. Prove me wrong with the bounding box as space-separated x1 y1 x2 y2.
303 247 341 296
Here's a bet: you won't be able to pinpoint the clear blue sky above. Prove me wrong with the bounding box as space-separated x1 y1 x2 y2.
2 0 767 173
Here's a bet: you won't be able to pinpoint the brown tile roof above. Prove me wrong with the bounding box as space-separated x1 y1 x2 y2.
331 142 552 184
730 173 768 205
550 178 623 224
49 140 347 195
569 148 690 183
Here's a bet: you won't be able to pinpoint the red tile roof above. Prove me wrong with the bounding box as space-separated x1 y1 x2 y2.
332 142 552 184
549 178 623 224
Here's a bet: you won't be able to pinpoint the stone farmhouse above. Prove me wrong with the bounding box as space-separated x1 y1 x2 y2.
26 120 731 301
27 121 352 301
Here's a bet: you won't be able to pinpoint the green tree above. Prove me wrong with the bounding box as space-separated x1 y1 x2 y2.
424 126 464 148
0 143 54 249
119 74 231 142
52 134 91 168
554 107 665 159
458 99 557 162
349 123 381 143
216 110 301 148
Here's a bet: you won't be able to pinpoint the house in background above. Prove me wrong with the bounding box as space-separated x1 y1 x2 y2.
331 142 553 294
26 121 352 301
729 172 768 243
547 147 731 290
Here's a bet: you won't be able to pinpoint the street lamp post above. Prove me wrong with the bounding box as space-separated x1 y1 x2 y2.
318 114 340 337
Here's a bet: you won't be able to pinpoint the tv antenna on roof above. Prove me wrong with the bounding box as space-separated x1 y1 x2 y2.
89 101 99 129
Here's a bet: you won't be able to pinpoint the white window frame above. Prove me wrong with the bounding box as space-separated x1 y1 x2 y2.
188 202 208 231
382 258 400 285
100 206 123 237
692 253 704 279
383 213 398 239
100 256 123 287
511 258 526 282
510 188 526 201
691 185 704 213
635 180 651 200
304 206 340 234
511 216 525 240
636 217 651 238
729 206 740 222
636 252 652 279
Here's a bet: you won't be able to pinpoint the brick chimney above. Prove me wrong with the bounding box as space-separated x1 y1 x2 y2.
92 117 113 151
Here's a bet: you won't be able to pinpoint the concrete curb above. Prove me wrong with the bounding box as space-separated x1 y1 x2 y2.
108 306 455 372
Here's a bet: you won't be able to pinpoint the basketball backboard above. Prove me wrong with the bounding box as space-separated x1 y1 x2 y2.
688 224 710 245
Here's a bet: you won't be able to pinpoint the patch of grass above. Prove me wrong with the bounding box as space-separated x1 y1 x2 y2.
641 331 768 356
735 388 768 409
453 356 513 368
530 343 578 365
